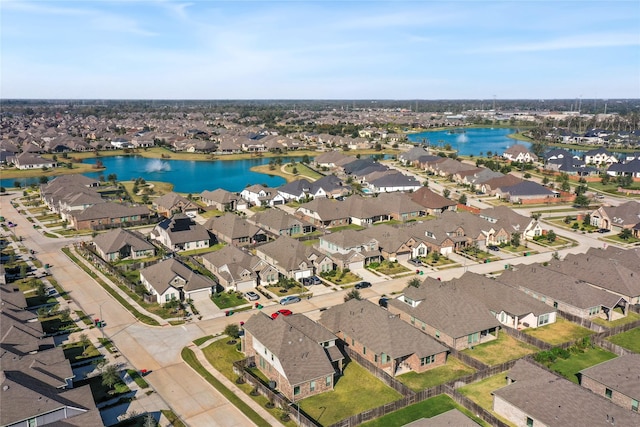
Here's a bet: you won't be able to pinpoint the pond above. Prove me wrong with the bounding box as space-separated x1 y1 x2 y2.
407 127 529 156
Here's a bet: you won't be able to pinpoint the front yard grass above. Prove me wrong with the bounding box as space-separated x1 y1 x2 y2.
607 327 640 353
523 317 593 345
211 291 249 309
62 341 102 364
300 361 403 426
397 356 475 391
322 269 361 286
549 347 617 384
361 394 489 427
368 260 410 276
462 333 537 366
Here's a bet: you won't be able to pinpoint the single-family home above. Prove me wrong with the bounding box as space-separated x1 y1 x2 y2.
200 188 242 212
409 187 457 215
494 180 557 203
140 258 216 304
68 202 152 231
240 184 286 207
584 147 619 166
256 236 334 280
579 354 640 411
153 192 200 218
295 198 352 228
318 229 380 270
92 228 155 262
11 152 57 170
590 201 640 232
150 214 212 252
250 208 315 238
204 213 267 247
502 144 538 163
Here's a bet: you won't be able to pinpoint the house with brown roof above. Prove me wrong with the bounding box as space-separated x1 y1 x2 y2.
204 213 267 247
360 224 416 262
92 228 155 261
409 187 457 215
153 192 200 218
403 409 479 427
11 151 57 170
590 201 640 232
68 202 152 231
295 197 352 228
387 277 501 350
493 359 640 427
140 258 216 304
478 174 522 195
318 229 381 269
256 236 334 280
200 188 242 212
502 144 538 163
250 208 315 239
319 299 448 377
150 214 212 252
375 192 425 221
201 245 279 290
579 354 640 411
240 184 286 207
242 312 343 400
497 264 629 321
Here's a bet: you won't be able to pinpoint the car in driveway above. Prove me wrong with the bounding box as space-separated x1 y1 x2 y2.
245 291 260 301
408 258 422 266
378 297 389 308
354 281 372 289
280 295 301 305
300 276 322 286
488 245 500 251
597 228 609 233
271 309 293 319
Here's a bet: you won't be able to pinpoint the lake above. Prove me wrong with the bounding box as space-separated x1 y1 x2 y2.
407 127 530 156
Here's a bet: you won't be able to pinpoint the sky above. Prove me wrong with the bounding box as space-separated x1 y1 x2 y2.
1 0 639 100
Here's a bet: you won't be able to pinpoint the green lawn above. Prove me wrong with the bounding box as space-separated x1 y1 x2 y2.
523 317 593 345
462 333 537 366
607 327 640 353
369 260 410 276
62 342 101 363
397 357 475 391
360 394 488 427
549 347 617 384
299 362 403 426
202 339 245 379
211 291 249 309
75 374 130 403
457 373 514 426
126 369 150 389
592 310 640 328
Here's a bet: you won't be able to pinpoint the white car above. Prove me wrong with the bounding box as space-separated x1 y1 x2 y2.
245 291 260 301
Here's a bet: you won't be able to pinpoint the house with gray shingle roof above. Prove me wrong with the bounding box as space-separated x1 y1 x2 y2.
150 214 212 252
495 180 557 203
200 188 242 212
92 228 155 261
204 213 267 247
68 202 152 231
140 258 216 304
366 171 422 193
256 236 334 280
388 277 501 350
201 245 278 290
403 409 479 427
152 192 200 218
493 359 640 427
295 197 352 228
318 228 381 269
319 299 448 376
242 312 341 400
579 354 640 411
250 208 315 239
590 201 640 232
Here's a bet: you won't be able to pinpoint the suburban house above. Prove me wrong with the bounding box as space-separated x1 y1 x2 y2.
40 174 102 215
583 147 619 166
375 192 425 221
502 144 538 163
409 187 457 215
387 277 501 350
242 312 343 401
479 206 543 240
201 245 279 291
200 188 242 211
204 213 267 247
544 253 640 305
403 410 479 427
139 258 216 304
276 176 348 202
346 195 391 226
478 174 522 195
150 214 212 252
365 171 422 193
318 229 380 270
249 208 315 238
295 198 352 228
606 158 640 178
498 264 629 321
398 146 432 165
67 202 152 231
579 354 640 411
319 299 448 377
314 151 354 169
361 224 415 262
153 192 200 218
494 180 558 203
493 359 639 427
91 228 155 262
240 184 286 207
11 151 57 169
590 201 640 232
256 235 334 281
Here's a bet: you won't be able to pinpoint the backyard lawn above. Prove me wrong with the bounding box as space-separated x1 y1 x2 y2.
607 327 640 353
457 373 514 426
462 333 537 366
549 347 617 384
593 310 640 328
523 317 593 345
398 357 475 391
360 394 488 427
300 362 403 426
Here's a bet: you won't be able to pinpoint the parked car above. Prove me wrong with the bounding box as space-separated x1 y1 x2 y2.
271 309 293 319
598 228 609 233
280 295 301 305
354 281 372 289
45 288 57 297
488 245 500 251
408 258 422 266
306 276 322 285
245 291 260 301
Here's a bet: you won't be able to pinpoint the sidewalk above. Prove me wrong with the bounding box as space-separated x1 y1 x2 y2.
189 341 282 426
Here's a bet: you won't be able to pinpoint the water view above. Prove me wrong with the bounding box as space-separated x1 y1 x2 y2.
407 127 529 156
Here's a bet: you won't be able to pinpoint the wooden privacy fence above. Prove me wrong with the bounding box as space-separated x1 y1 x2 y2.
343 347 415 398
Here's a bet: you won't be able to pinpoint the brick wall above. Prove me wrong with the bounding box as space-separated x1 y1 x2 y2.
580 375 636 411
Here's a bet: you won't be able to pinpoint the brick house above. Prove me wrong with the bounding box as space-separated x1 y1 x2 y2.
242 312 343 401
579 354 640 412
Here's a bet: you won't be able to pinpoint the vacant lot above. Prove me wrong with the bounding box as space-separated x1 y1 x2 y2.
524 317 593 345
300 362 402 426
398 357 475 391
607 327 640 353
462 333 537 366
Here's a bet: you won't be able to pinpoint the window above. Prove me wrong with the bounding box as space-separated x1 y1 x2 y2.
351 338 355 346
605 388 612 399
468 332 479 344
526 417 534 427
435 330 440 338
294 386 300 396
553 301 558 309
259 357 265 369
632 399 638 412
363 346 366 355
310 381 316 392
421 321 426 331
538 313 550 326
326 376 332 387
410 316 415 325
374 354 378 363
420 355 435 366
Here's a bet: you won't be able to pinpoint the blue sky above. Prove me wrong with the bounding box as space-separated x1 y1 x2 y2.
2 0 639 99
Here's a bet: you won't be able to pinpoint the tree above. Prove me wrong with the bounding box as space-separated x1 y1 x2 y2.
107 173 118 183
224 323 241 339
39 176 49 184
601 174 611 185
582 214 591 227
79 333 90 352
344 289 361 302
143 413 157 427
546 230 557 243
542 176 550 186
443 189 451 199
14 181 22 188
561 180 571 192
523 172 532 179
292 167 298 175
458 194 467 205
510 232 521 248
619 228 632 240
407 277 421 288
101 364 120 389
574 194 590 208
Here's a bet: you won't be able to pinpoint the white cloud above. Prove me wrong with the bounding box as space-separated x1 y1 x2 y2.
473 32 640 53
